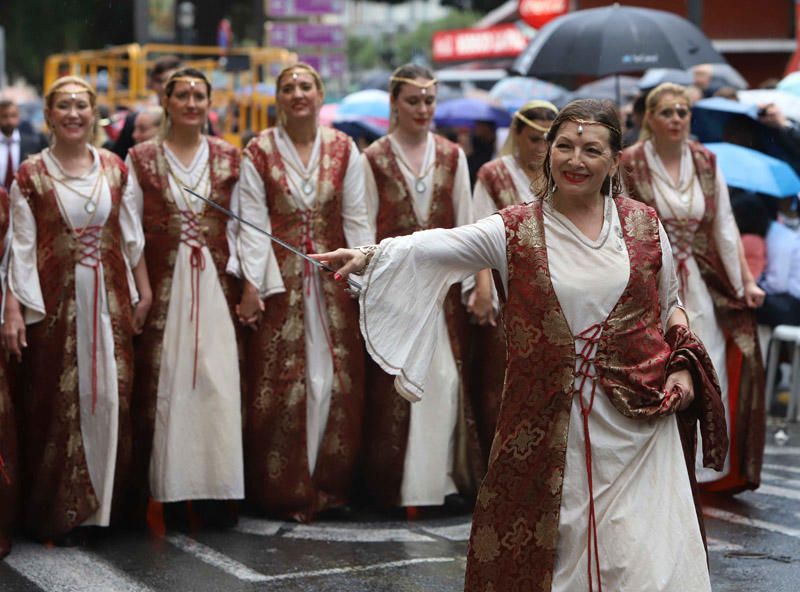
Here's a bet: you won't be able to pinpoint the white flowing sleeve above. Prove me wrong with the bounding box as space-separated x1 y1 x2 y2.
237 156 285 298
360 214 507 402
361 153 379 236
452 148 473 227
657 220 682 328
119 165 145 267
341 141 375 247
713 165 744 297
7 182 45 324
473 179 498 221
225 181 242 276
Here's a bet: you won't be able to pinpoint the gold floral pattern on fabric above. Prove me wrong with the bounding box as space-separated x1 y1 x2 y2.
472 525 501 562
15 150 134 540
242 127 364 521
478 158 523 211
623 140 765 492
128 137 241 519
362 134 485 505
623 208 653 242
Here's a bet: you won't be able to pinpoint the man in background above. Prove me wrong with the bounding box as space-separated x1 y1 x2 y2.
0 98 47 190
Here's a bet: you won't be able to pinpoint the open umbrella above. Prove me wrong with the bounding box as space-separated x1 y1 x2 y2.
570 75 640 102
638 68 693 90
705 142 800 198
738 89 800 122
334 89 390 133
434 98 512 128
488 77 567 113
512 5 726 102
777 71 800 96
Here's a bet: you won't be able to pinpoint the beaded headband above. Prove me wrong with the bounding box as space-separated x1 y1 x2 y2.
52 84 93 100
169 76 206 88
567 118 619 136
390 76 438 94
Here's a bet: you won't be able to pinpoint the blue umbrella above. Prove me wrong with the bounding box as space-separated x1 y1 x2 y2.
638 68 692 90
705 142 800 198
434 98 512 128
335 89 390 120
777 71 800 96
488 77 566 113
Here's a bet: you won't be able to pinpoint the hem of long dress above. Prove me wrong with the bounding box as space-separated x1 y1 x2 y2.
153 493 245 503
358 244 424 401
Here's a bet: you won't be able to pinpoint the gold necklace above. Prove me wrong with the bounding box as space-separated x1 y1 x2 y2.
163 149 210 207
50 169 103 214
50 166 105 237
280 152 320 197
392 143 435 194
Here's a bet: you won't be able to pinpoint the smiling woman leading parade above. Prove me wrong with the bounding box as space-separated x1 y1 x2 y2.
313 99 728 591
2 76 150 545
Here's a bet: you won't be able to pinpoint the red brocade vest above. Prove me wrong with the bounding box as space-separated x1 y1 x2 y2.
464 196 726 592
476 157 522 210
241 127 365 520
0 187 16 542
622 140 765 491
127 137 240 503
15 151 134 540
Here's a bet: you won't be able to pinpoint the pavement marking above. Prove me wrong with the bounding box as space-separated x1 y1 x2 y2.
257 557 457 582
707 537 745 552
418 522 472 541
283 525 436 542
234 517 285 536
763 463 800 476
764 446 800 456
754 483 800 502
761 471 800 489
166 534 270 582
5 542 156 592
704 507 800 540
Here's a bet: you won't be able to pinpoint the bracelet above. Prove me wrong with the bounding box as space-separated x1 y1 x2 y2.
353 245 378 275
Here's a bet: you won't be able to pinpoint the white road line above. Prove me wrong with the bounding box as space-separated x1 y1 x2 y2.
5 542 156 592
754 483 800 502
283 525 435 542
764 446 800 456
419 522 472 541
234 517 285 536
704 507 800 539
258 557 457 582
706 537 744 552
763 463 800 476
166 534 270 582
761 471 800 489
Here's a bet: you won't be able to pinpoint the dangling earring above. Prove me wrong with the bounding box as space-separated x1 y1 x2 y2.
391 109 398 130
606 175 613 200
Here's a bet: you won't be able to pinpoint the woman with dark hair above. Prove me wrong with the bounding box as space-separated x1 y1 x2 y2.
470 100 558 449
622 82 765 495
3 76 150 544
314 99 726 591
237 63 373 521
126 67 244 528
360 63 481 513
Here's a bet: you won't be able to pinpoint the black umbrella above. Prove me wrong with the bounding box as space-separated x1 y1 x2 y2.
512 4 726 101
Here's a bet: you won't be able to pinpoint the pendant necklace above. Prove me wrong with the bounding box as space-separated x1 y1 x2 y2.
281 153 319 197
394 145 435 194
163 146 210 207
50 165 104 214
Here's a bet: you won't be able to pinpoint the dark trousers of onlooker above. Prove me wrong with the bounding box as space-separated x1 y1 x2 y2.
756 292 800 327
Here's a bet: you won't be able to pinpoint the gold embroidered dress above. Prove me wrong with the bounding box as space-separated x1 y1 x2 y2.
125 138 244 502
359 198 712 591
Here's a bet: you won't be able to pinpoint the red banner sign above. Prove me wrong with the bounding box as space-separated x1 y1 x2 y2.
432 24 529 62
518 0 568 29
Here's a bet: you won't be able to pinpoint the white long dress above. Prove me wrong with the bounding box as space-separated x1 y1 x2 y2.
361 131 474 506
643 140 743 483
238 127 373 474
8 146 144 527
125 140 244 502
359 199 711 590
472 155 532 219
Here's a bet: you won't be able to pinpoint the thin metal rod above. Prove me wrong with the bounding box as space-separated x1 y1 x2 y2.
182 186 362 291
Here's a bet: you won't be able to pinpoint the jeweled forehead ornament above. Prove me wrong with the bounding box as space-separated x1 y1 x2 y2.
391 76 438 95
570 118 617 136
171 76 201 89
54 84 90 101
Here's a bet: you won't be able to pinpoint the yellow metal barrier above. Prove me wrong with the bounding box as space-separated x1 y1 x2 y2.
44 43 297 145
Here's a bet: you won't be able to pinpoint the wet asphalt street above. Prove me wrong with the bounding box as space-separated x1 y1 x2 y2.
1 420 799 591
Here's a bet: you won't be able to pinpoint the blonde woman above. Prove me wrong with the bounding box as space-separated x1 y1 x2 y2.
622 82 766 494
360 63 481 513
237 63 373 521
2 76 150 544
